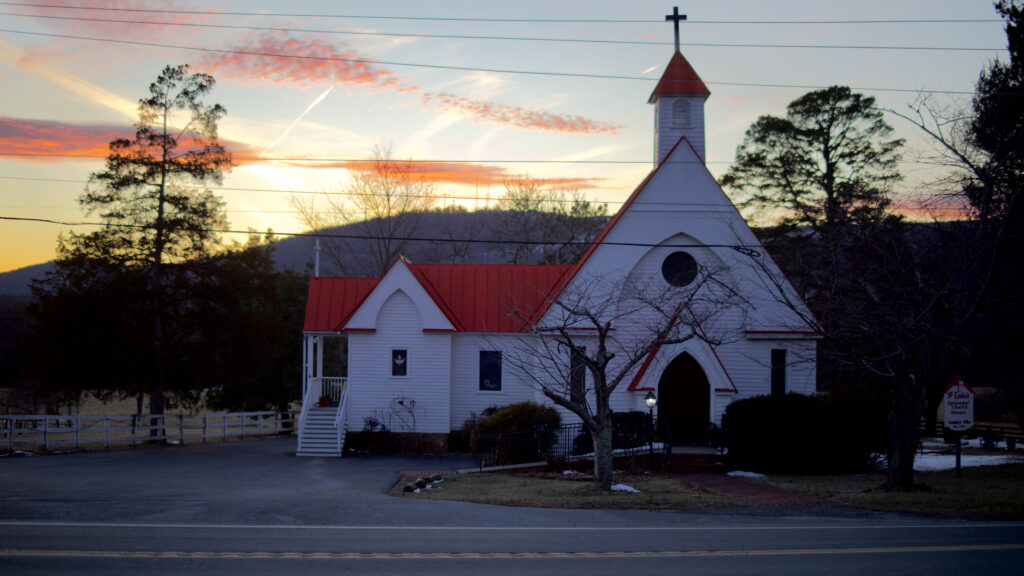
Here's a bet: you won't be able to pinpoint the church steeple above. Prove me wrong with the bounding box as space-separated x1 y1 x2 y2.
649 50 710 165
649 9 710 166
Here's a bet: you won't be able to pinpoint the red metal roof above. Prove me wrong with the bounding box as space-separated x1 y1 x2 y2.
648 51 710 102
303 264 574 334
410 264 574 332
303 277 379 332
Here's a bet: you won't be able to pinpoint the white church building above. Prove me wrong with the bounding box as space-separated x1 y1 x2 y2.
297 48 818 456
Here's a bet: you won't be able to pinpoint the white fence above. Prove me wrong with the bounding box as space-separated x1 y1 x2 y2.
1 411 297 453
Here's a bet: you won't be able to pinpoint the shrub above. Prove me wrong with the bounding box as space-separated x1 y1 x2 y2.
469 402 561 465
724 392 877 474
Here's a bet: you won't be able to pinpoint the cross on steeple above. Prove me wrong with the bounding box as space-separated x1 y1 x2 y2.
665 7 686 53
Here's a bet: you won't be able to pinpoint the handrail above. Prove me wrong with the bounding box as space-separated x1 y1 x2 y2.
298 377 318 450
334 380 350 452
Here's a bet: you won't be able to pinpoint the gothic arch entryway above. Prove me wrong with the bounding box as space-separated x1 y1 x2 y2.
657 352 711 446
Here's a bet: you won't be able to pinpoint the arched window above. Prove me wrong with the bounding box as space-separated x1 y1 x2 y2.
672 99 691 129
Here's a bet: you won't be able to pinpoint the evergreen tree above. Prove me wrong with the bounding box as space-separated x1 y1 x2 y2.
721 86 903 231
60 64 231 417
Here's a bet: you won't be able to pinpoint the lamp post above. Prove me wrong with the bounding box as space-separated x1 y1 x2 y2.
644 391 657 470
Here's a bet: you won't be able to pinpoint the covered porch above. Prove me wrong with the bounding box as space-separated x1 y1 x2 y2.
297 333 349 457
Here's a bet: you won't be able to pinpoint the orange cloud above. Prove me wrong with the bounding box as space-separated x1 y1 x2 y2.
0 116 258 164
198 31 408 91
278 158 603 189
424 93 623 135
0 116 130 160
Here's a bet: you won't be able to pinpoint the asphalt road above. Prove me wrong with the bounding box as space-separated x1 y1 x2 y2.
2 436 1022 575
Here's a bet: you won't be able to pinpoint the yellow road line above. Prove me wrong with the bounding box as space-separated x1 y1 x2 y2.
1 543 1022 560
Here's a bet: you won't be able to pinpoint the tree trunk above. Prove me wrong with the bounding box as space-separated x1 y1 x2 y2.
887 372 925 490
592 424 614 490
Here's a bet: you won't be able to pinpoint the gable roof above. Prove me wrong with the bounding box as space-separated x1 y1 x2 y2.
648 50 711 102
303 264 573 334
557 135 696 293
303 277 380 332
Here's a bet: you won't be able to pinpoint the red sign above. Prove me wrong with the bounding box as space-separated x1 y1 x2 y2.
943 377 975 432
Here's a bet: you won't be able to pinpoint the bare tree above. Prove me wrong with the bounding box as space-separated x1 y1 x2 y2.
489 177 608 265
292 144 438 276
500 265 741 490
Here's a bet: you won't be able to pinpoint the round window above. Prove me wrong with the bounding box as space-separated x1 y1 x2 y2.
661 251 698 287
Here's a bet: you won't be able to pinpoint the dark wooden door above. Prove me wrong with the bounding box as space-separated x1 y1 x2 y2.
657 353 711 445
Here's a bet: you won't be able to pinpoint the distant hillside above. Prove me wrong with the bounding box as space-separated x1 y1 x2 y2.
0 210 609 295
0 262 53 296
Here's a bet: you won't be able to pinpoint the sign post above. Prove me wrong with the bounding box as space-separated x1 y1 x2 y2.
943 376 975 477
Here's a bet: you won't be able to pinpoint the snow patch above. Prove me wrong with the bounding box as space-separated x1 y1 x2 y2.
727 470 766 478
611 483 640 493
913 451 1023 471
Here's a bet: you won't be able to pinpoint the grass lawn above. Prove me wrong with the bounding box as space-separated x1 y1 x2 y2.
394 464 1024 519
390 472 734 511
760 463 1024 519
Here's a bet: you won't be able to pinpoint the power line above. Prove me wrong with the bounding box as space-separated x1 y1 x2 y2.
0 215 766 252
0 11 1006 52
0 28 984 95
0 3 1002 25
0 175 629 206
0 152 663 163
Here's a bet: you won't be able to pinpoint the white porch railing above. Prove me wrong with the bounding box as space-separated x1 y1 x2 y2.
298 377 348 437
321 377 347 404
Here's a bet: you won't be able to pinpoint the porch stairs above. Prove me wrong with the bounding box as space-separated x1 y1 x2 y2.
296 406 344 457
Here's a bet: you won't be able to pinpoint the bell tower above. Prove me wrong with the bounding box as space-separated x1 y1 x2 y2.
649 9 710 164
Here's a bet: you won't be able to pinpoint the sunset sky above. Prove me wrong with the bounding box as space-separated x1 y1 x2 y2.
0 0 1007 272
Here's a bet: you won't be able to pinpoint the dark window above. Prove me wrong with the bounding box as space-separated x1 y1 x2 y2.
392 349 407 377
570 349 586 404
661 251 698 287
771 349 786 397
479 351 502 391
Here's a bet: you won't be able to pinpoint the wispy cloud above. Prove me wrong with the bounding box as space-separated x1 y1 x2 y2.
198 32 408 91
278 157 604 189
22 0 215 43
202 31 620 135
0 39 137 119
422 92 622 135
261 85 335 157
0 116 260 164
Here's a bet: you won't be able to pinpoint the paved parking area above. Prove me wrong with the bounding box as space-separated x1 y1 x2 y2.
1 437 488 526
0 436 918 528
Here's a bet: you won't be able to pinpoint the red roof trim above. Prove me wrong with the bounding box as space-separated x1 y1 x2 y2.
625 304 739 394
688 303 738 393
344 328 376 333
627 344 662 392
560 135 700 293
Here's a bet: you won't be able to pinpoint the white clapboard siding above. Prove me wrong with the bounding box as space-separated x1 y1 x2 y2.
347 290 452 434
